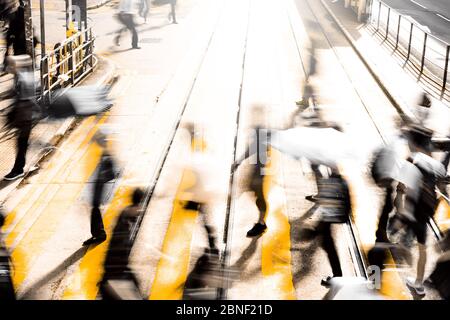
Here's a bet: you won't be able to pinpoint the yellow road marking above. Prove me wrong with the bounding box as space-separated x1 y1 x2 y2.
261 148 296 300
149 169 199 300
62 186 133 300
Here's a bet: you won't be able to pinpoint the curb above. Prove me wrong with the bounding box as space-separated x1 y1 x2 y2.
319 0 417 123
87 0 113 11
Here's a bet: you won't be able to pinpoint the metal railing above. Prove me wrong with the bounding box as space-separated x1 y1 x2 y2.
40 27 96 104
368 0 450 99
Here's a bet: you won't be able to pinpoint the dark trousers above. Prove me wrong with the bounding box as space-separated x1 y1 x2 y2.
317 221 343 277
169 3 177 22
375 185 394 242
116 13 138 47
11 122 31 173
254 180 267 218
90 178 106 238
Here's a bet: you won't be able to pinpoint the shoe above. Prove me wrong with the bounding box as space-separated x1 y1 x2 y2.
172 21 178 24
4 170 25 181
246 223 267 238
321 276 333 287
406 277 425 296
305 194 318 203
132 45 141 49
83 235 106 246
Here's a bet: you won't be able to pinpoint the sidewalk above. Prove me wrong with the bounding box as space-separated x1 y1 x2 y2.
0 56 116 203
321 0 450 137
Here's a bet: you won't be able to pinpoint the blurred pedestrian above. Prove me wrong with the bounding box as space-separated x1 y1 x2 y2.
115 0 140 49
315 169 352 287
295 45 318 111
369 133 409 243
0 212 15 300
232 106 272 238
98 188 144 300
83 131 117 246
180 123 218 254
168 0 177 24
414 92 432 126
389 125 446 296
3 54 36 181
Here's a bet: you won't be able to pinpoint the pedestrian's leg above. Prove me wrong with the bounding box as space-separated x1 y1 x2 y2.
375 185 394 242
12 122 32 173
170 3 177 23
416 243 427 285
123 14 139 48
320 222 343 277
130 17 139 48
254 179 267 224
91 179 106 238
199 206 217 250
115 14 126 46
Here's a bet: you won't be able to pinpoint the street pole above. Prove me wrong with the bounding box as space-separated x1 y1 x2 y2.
39 0 45 60
22 0 34 57
40 0 47 103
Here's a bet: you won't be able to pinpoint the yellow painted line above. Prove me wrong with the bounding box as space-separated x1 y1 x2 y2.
149 168 200 300
5 115 108 290
261 148 296 300
341 163 410 300
62 186 133 300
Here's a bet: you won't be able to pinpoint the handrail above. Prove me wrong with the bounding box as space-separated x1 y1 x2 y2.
369 0 450 97
39 27 96 104
371 0 450 46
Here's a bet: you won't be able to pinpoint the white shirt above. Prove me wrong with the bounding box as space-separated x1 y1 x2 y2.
118 0 137 14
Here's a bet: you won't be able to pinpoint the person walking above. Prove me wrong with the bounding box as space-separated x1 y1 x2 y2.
389 125 447 296
115 0 140 49
315 169 352 287
83 132 117 246
3 54 35 181
232 106 271 238
98 188 144 300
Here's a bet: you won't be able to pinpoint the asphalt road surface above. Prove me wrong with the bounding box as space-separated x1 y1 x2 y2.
380 0 450 43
